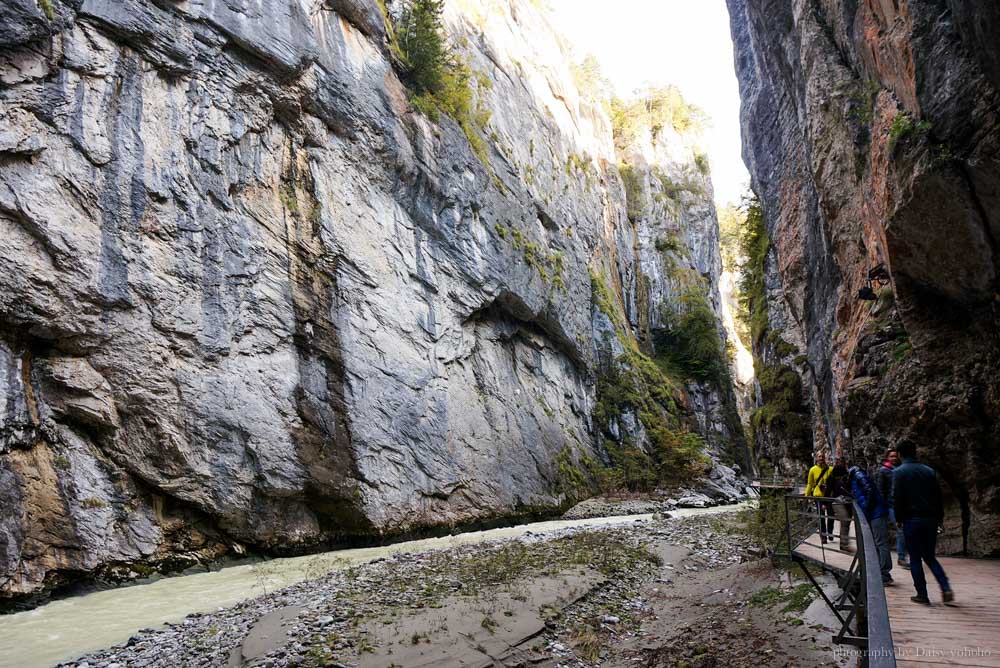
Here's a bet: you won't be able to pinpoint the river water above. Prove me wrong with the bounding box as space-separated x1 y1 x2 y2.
0 503 745 668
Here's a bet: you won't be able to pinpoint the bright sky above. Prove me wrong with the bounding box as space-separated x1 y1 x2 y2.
548 0 749 207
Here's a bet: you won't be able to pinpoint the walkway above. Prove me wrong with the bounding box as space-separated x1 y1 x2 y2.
796 533 1000 667
886 557 1000 667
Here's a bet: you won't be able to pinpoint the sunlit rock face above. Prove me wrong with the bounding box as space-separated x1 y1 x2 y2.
0 0 744 600
727 0 1000 555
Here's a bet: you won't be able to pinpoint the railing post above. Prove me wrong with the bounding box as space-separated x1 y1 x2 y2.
785 495 793 556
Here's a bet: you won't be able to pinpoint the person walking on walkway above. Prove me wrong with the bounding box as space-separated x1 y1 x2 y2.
876 449 909 567
806 451 834 542
894 440 954 605
850 465 893 584
826 457 853 551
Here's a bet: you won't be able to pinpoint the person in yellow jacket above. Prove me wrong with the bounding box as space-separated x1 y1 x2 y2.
805 451 834 542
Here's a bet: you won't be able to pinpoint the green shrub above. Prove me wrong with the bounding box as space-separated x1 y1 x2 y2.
651 167 705 200
734 495 788 555
395 0 450 93
603 441 657 492
592 351 707 490
888 112 932 153
648 423 707 482
654 233 681 254
694 152 710 175
582 453 627 495
843 79 880 129
555 445 589 502
892 336 913 366
39 0 55 20
495 226 565 289
654 288 726 383
764 330 798 359
752 364 804 424
590 270 630 344
619 163 645 222
749 362 811 446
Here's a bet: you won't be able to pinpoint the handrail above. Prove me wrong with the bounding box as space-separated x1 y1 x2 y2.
852 498 895 668
751 475 800 488
783 494 895 668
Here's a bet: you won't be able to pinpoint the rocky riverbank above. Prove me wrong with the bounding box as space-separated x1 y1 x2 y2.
62 510 843 668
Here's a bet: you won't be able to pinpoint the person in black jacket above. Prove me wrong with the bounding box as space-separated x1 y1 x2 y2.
827 458 853 551
894 440 953 605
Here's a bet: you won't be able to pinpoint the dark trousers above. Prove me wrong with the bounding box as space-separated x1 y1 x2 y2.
817 500 834 540
888 509 908 561
902 517 951 598
871 516 893 582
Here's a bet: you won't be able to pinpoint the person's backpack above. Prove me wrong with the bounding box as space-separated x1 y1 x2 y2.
850 467 882 513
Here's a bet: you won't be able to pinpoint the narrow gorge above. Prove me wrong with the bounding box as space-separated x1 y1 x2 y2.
1 0 998 665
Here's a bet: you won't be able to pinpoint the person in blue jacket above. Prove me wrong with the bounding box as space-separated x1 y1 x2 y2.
849 465 893 584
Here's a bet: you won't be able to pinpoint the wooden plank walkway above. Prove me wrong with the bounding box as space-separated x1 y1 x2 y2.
794 532 858 572
794 530 1000 667
887 555 1000 667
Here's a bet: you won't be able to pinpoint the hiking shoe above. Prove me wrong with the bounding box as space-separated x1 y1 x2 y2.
942 590 955 604
898 559 909 567
911 595 931 605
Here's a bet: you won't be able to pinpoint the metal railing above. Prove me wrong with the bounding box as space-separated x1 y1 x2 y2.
751 474 801 490
785 495 895 668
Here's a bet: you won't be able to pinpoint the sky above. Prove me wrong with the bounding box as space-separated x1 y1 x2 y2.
547 0 750 207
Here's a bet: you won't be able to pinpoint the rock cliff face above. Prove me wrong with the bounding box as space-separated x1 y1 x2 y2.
727 0 1000 555
0 0 745 600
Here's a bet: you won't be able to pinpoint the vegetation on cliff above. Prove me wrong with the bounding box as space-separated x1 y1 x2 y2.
578 272 709 495
654 288 727 384
717 204 742 273
734 195 810 458
736 195 769 348
610 86 708 145
389 0 492 163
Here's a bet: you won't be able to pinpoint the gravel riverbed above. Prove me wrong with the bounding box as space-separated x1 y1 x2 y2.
62 509 840 668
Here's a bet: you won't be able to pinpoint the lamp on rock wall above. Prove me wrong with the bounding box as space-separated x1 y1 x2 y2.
857 263 890 301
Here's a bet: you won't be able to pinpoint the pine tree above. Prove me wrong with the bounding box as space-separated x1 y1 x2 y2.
396 0 452 95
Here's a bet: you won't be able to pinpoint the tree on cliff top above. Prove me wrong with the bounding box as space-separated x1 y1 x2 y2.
573 54 613 108
611 85 709 147
391 0 492 164
396 0 451 95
